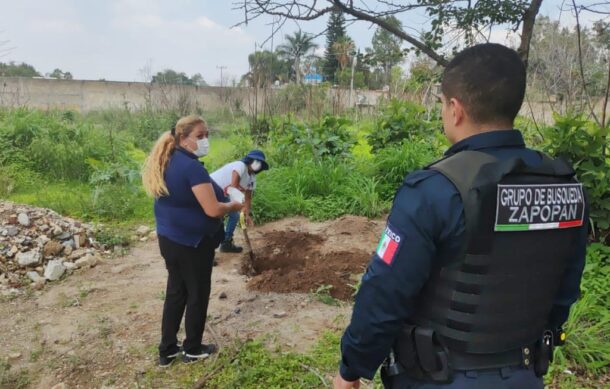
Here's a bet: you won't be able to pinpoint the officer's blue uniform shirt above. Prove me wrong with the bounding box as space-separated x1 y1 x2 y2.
155 147 225 247
339 129 588 381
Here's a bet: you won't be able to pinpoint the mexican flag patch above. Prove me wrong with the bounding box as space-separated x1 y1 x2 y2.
376 224 403 265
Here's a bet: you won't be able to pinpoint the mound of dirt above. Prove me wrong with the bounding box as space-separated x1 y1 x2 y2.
244 230 372 300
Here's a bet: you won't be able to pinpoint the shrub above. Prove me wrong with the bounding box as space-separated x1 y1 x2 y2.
372 140 439 200
542 115 610 240
368 99 441 152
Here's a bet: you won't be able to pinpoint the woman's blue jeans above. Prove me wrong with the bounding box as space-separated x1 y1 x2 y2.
224 210 240 242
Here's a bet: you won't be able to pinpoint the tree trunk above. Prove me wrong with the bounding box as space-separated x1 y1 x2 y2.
517 0 544 67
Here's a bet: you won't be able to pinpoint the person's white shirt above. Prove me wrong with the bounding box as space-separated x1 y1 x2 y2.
210 161 256 193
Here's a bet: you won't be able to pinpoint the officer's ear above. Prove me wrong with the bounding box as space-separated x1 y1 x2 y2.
448 97 466 127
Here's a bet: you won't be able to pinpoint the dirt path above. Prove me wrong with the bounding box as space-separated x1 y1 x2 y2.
0 216 384 388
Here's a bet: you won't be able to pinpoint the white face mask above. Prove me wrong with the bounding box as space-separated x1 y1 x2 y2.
192 137 209 157
251 160 262 172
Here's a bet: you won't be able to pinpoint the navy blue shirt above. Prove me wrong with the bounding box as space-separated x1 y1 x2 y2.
154 148 225 247
339 130 588 381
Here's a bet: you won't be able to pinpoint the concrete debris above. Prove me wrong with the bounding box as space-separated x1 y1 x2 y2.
0 200 104 291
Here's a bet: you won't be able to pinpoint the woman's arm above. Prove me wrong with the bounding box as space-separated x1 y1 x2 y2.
192 183 242 218
230 170 244 191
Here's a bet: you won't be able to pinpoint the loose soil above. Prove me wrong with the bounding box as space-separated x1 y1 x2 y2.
245 230 372 300
0 215 384 388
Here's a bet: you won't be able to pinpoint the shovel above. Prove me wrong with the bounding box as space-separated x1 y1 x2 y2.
239 211 257 276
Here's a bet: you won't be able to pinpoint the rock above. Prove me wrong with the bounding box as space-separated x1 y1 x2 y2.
234 307 241 314
8 214 17 224
148 231 157 241
75 254 98 269
32 280 45 290
68 249 87 261
17 213 30 227
136 225 151 236
51 226 62 237
8 352 21 360
218 291 228 299
273 311 287 319
36 235 50 246
43 241 64 257
44 260 66 281
56 232 71 240
6 226 18 237
1 288 20 297
74 232 86 248
26 271 45 283
63 245 73 256
16 250 41 267
139 237 148 242
50 383 67 389
7 245 18 258
64 262 76 271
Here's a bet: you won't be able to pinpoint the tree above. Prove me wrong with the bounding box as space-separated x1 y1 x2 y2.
332 36 355 72
244 50 289 87
48 68 73 80
323 10 347 82
0 61 40 77
367 16 405 86
276 30 318 84
152 69 191 84
190 73 208 87
151 69 207 86
528 16 608 112
233 0 551 67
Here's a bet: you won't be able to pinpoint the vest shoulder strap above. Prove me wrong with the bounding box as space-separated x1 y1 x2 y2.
427 151 498 206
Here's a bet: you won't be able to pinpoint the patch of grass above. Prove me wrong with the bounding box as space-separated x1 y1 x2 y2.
157 290 166 301
97 316 113 341
0 359 31 389
57 292 80 308
138 328 381 389
29 348 43 362
312 285 341 306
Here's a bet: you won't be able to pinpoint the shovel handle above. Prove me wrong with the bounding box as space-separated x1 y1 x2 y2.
239 211 247 230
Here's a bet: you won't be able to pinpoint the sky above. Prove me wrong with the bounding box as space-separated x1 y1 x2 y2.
0 0 605 85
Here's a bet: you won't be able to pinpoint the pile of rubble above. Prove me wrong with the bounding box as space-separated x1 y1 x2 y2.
0 200 104 295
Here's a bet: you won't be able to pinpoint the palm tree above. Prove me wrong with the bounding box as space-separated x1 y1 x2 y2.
277 31 318 84
332 37 355 71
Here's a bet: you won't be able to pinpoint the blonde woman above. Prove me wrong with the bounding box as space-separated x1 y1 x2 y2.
142 115 242 367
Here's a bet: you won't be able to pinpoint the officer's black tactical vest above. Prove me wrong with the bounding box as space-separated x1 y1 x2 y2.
411 150 585 354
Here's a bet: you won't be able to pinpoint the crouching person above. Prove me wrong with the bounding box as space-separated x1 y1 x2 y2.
211 150 269 253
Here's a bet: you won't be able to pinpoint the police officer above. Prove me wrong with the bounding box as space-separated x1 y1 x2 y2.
333 44 587 389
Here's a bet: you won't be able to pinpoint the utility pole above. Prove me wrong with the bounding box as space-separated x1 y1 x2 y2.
216 65 227 87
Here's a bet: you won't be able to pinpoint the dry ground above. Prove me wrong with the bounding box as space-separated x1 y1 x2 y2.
0 216 384 388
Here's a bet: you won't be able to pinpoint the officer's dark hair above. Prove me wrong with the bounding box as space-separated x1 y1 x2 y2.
441 43 526 125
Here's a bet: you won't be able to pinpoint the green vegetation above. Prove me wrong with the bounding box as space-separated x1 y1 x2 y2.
0 99 608 387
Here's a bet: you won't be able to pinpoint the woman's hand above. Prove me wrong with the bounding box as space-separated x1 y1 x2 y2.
229 200 243 213
245 213 254 227
192 183 241 218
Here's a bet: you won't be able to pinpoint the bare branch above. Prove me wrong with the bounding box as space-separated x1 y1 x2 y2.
330 0 448 66
572 0 602 126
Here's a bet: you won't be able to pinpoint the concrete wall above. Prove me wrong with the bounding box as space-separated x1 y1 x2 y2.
0 77 246 113
0 77 388 114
